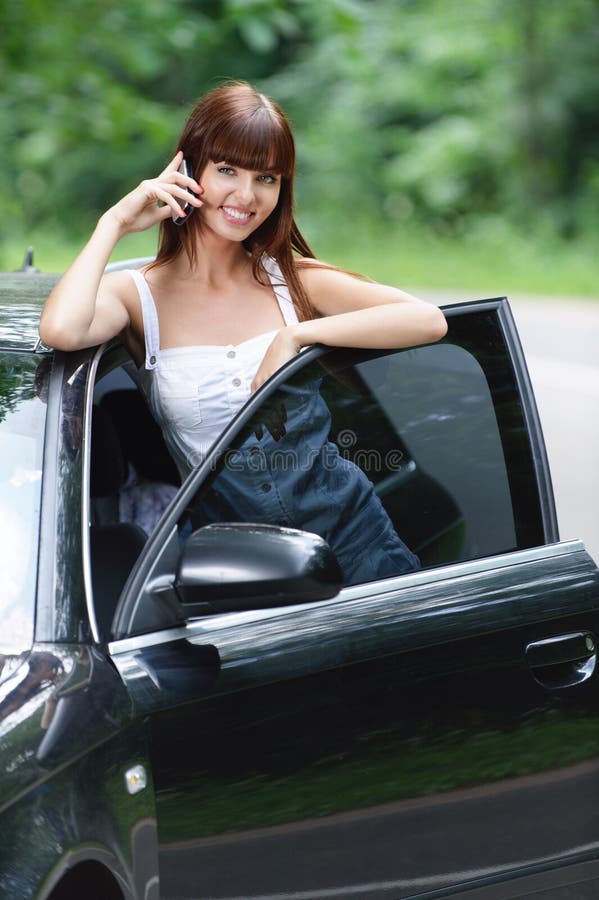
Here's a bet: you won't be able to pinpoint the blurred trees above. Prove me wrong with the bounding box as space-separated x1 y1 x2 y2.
1 0 597 245
272 0 599 238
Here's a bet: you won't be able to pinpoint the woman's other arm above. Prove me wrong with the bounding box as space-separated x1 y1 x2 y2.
251 263 447 391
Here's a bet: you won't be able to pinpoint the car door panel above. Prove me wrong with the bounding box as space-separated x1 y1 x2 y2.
106 298 599 897
114 541 598 697
111 543 599 898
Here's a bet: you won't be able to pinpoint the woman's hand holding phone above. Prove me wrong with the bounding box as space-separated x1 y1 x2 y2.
106 151 203 236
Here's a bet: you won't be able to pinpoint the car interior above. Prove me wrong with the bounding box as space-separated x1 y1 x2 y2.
88 353 179 639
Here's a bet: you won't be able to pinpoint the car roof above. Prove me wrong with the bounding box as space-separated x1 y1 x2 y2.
0 271 59 352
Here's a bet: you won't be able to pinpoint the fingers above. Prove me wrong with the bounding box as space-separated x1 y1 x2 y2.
168 183 204 207
158 151 204 194
160 175 204 217
159 150 184 178
153 186 190 219
117 155 205 234
141 178 202 220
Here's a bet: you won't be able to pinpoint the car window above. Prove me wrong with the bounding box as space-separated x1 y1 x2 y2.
0 353 48 663
179 309 544 584
90 361 180 531
87 356 181 639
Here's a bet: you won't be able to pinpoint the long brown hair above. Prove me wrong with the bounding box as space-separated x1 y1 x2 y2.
150 81 317 321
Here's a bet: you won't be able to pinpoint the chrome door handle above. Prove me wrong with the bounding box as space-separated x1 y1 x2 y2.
525 631 596 689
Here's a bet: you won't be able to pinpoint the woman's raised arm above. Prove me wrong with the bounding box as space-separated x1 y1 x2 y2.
39 151 202 351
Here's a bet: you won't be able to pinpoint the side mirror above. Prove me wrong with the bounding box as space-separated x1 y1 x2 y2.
175 523 342 615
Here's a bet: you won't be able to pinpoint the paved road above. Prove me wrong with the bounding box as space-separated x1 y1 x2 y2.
421 290 599 566
509 295 599 565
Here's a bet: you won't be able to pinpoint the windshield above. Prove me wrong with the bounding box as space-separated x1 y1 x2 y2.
0 353 49 658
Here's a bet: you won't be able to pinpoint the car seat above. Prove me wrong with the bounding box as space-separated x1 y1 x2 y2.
89 404 147 641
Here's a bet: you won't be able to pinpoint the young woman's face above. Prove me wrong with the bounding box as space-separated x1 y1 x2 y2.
197 161 281 241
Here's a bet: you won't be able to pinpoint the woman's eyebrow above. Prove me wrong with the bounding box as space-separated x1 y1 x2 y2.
215 158 281 174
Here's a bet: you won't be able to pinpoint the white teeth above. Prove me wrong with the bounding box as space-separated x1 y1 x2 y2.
222 207 251 221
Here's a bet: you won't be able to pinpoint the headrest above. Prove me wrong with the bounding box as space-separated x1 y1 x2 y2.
90 405 128 497
100 389 179 485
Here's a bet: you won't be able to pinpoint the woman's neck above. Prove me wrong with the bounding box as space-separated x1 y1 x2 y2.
173 231 252 288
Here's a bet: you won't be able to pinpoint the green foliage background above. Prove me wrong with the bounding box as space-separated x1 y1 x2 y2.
1 0 598 293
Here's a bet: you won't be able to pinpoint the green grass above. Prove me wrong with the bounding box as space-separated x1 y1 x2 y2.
315 220 599 299
2 227 157 274
2 217 598 299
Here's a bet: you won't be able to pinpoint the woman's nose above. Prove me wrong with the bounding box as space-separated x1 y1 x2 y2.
232 175 255 206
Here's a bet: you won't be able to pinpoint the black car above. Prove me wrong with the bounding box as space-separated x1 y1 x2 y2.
1 255 599 900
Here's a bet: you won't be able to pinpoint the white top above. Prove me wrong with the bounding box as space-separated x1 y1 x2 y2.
127 256 299 479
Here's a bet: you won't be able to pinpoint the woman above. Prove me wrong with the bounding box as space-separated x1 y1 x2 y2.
40 80 447 583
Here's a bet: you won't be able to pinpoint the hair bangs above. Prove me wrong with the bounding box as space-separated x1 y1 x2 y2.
207 108 294 178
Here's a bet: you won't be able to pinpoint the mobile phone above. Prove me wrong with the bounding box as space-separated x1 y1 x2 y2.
172 157 198 226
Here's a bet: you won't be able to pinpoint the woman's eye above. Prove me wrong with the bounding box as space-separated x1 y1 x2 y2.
258 174 278 184
218 166 235 176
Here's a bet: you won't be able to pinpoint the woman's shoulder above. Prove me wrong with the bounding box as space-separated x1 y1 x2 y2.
294 255 323 266
294 256 335 278
101 266 158 303
97 268 149 324
100 267 136 294
294 256 364 288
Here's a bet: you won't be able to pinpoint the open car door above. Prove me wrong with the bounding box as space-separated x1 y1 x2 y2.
102 298 599 899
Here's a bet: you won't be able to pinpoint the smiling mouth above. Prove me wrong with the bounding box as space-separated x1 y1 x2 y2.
221 206 253 223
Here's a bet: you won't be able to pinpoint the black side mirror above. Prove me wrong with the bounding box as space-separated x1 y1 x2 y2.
175 523 342 615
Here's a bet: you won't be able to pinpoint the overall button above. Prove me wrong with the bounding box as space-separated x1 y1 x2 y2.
261 483 272 493
232 377 242 387
226 349 236 359
149 355 157 365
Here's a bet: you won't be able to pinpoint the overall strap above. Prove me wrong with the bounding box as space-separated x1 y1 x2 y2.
127 269 160 370
262 256 299 326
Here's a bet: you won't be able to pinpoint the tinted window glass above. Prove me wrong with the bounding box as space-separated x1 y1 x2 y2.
0 354 48 657
181 310 543 584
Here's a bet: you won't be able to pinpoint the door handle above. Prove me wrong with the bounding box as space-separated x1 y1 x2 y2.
525 631 596 689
